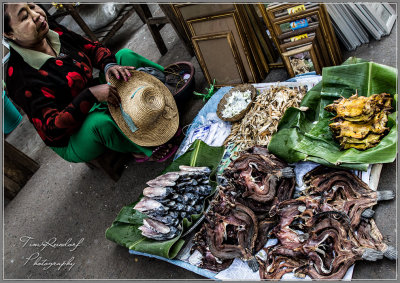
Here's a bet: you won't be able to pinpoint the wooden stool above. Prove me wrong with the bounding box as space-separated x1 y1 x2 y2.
4 141 40 200
86 150 131 182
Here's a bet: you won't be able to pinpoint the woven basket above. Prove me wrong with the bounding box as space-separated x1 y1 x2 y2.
216 84 257 122
164 61 195 109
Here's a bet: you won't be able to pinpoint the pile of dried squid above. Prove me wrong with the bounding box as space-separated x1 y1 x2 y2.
224 86 306 151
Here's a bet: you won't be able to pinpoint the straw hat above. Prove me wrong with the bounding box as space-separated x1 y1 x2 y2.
108 70 179 147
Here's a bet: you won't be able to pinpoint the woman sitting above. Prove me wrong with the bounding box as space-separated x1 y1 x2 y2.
4 3 180 163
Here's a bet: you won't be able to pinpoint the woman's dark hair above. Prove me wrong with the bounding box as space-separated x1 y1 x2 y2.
4 4 12 34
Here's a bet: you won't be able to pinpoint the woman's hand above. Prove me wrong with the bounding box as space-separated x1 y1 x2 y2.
89 84 121 107
106 65 136 82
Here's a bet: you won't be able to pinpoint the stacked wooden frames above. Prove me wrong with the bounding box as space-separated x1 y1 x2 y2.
171 4 278 87
259 3 342 77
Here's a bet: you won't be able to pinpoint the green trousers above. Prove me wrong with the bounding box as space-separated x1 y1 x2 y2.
51 49 164 163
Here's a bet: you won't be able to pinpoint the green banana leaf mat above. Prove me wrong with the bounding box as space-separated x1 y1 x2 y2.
268 57 398 171
105 140 225 259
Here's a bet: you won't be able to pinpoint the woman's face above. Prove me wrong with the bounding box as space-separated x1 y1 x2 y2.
4 3 49 48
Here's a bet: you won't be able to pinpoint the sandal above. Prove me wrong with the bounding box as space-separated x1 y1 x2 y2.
132 143 179 163
133 156 151 163
132 153 150 163
151 144 179 163
133 144 178 163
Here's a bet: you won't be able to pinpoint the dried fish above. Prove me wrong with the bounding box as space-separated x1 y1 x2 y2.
143 186 174 199
135 166 213 241
138 218 180 240
148 213 180 227
179 165 211 174
224 86 306 151
134 197 169 216
146 179 176 188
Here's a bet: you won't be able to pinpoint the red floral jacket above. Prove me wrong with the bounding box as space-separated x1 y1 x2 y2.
6 24 116 147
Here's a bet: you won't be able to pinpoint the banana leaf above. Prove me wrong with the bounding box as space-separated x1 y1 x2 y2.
105 140 225 259
268 58 397 170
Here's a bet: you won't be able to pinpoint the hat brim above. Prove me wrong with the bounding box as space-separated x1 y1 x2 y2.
108 70 179 147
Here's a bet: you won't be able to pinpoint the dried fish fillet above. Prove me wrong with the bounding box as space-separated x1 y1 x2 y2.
224 86 306 151
135 166 212 241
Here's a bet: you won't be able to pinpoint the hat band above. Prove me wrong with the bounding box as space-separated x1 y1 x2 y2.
131 86 144 98
119 85 146 133
120 104 138 133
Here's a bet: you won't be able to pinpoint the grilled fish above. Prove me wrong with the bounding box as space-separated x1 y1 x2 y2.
325 93 392 122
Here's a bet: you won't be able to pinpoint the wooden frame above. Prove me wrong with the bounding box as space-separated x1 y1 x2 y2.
279 24 318 43
282 44 321 77
273 8 341 66
186 11 258 83
360 3 396 35
234 4 268 78
246 4 279 63
273 10 321 36
282 36 325 73
320 4 342 64
279 24 331 67
261 4 342 66
173 4 281 83
159 5 194 56
258 4 283 68
267 4 321 23
270 3 320 20
170 4 195 53
192 32 247 87
280 36 315 52
281 34 325 73
173 3 235 20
